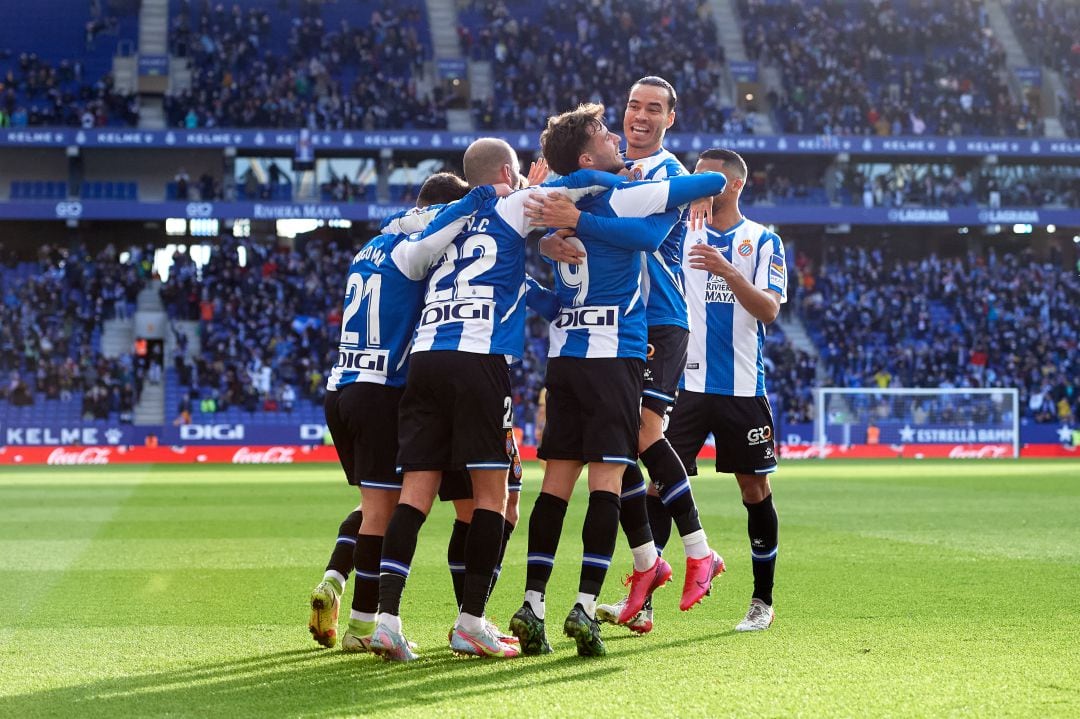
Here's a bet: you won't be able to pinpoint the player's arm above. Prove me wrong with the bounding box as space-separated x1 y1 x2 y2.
380 205 438 235
524 274 561 321
389 184 503 280
529 171 725 230
607 171 728 215
687 235 785 324
576 209 681 252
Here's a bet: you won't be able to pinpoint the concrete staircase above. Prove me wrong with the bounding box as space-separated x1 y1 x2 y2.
776 313 829 387
710 0 776 134
424 0 462 60
111 55 137 95
139 0 169 55
424 0 474 131
133 281 167 426
101 319 134 359
136 0 171 129
986 0 1066 138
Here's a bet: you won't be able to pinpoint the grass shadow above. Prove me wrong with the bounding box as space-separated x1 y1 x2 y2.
0 638 692 718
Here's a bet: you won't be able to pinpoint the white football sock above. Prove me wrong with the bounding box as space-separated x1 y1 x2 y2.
682 529 710 560
524 590 545 620
630 542 659 572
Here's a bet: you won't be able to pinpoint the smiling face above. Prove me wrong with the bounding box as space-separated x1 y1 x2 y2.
623 82 676 158
580 122 625 174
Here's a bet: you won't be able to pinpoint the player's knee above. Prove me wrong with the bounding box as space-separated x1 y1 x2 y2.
452 498 475 522
638 408 666 450
587 463 625 495
736 474 771 504
504 494 520 526
358 499 396 534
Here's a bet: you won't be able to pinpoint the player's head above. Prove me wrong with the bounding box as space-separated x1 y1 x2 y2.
416 172 470 207
696 147 747 210
624 76 677 155
463 138 521 189
540 103 623 176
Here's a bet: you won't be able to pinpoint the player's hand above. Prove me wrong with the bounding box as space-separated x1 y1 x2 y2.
524 192 582 229
538 228 585 265
492 182 514 197
688 198 712 231
525 157 549 187
688 242 734 277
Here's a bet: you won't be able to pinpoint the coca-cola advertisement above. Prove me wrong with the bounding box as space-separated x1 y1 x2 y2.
232 446 297 464
46 447 113 465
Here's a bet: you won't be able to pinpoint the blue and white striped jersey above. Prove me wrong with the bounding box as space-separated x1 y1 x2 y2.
325 231 423 390
546 171 729 360
400 172 617 360
326 188 497 390
626 147 691 330
681 218 788 397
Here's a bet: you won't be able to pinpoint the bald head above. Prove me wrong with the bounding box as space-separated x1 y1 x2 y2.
463 138 519 187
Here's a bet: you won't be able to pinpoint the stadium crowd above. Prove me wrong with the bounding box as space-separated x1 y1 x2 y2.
799 244 1079 423
740 0 1043 137
163 0 445 130
0 52 138 128
461 0 735 133
158 234 557 432
1008 0 1080 137
0 242 148 421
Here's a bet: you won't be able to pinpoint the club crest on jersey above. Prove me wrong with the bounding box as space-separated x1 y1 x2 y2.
738 239 754 256
629 164 645 181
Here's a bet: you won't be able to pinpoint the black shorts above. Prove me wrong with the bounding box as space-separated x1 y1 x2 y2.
642 325 689 417
324 382 404 488
397 351 514 472
538 356 644 465
667 391 778 476
438 430 524 501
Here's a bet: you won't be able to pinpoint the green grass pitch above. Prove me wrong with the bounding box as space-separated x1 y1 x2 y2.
1 460 1078 718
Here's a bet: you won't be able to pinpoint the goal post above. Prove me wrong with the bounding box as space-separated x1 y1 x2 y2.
813 387 1020 458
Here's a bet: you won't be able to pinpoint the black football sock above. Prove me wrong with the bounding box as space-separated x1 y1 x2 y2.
646 494 672 555
525 492 568 594
746 494 778 606
447 519 469 608
460 508 504 618
642 438 702 537
578 490 620 598
352 533 382 616
378 504 426 617
325 509 363 579
619 463 654 550
487 518 515 602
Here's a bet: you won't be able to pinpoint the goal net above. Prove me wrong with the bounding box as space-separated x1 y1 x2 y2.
813 387 1020 458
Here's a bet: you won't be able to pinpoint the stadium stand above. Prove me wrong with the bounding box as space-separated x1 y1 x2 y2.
1007 0 1080 137
799 244 1080 423
0 243 147 423
462 0 737 132
740 0 1044 137
0 0 138 127
460 0 738 131
163 0 445 130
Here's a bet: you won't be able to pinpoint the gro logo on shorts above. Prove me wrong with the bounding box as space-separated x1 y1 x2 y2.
746 425 773 445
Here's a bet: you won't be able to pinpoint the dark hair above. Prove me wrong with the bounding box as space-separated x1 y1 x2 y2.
417 172 470 207
631 76 677 112
539 103 606 177
698 148 748 178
